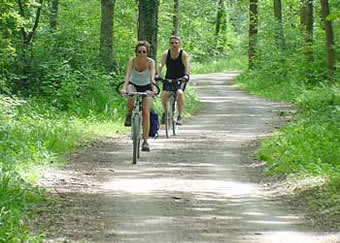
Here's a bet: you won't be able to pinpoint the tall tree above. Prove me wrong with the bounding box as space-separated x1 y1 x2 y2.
17 0 44 94
173 0 180 35
50 0 58 31
138 0 159 61
300 0 314 61
100 0 115 72
248 0 258 69
18 0 43 48
215 0 226 37
274 0 284 48
320 0 336 78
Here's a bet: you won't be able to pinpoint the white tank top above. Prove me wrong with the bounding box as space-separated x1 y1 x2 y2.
130 67 151 86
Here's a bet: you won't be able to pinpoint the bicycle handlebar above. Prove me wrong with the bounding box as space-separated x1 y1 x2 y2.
121 91 151 97
115 81 160 97
155 77 187 84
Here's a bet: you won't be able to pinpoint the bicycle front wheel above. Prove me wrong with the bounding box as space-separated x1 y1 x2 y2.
172 100 178 136
165 98 173 138
132 113 141 164
165 109 171 138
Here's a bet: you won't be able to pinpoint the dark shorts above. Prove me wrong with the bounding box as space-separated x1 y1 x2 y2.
129 83 152 92
163 80 187 92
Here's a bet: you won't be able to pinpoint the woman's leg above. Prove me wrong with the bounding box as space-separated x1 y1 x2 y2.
160 91 169 124
177 89 184 116
127 84 137 113
161 91 169 111
124 84 136 126
142 96 152 141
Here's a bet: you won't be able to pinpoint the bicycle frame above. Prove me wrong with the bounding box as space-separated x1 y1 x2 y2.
130 93 144 163
156 77 184 138
165 90 178 138
116 81 160 164
125 92 149 164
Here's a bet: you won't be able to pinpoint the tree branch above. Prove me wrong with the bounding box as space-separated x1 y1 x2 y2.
25 0 44 45
17 0 27 41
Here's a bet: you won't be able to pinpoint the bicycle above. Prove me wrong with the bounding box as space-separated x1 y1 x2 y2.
156 77 186 138
116 82 160 164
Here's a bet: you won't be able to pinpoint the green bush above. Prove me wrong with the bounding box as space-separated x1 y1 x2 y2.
0 92 126 241
259 84 339 176
0 169 44 242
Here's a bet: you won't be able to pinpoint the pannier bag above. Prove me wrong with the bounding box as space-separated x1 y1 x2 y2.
149 109 159 138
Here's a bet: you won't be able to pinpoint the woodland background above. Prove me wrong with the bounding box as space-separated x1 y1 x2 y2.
0 0 339 241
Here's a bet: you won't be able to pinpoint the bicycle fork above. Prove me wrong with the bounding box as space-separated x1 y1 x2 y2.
131 111 142 163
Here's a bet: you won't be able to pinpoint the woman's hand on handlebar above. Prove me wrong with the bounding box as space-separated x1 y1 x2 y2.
146 90 156 97
182 74 190 82
120 89 127 96
155 76 163 82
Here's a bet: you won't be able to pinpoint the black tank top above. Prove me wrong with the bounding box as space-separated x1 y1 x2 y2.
165 49 185 79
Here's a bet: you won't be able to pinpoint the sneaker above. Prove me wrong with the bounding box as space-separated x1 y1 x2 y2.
142 141 150 152
160 112 166 124
176 115 183 125
124 114 132 127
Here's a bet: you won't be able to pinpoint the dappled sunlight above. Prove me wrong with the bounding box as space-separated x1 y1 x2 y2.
251 231 340 243
242 211 267 216
247 220 294 225
102 177 258 196
195 113 269 118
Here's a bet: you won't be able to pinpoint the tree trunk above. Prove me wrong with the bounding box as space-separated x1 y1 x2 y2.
138 0 159 61
18 0 43 47
248 0 258 69
215 0 225 37
50 0 59 31
300 0 314 62
274 0 284 48
100 0 115 72
320 0 336 78
173 0 180 36
17 0 43 95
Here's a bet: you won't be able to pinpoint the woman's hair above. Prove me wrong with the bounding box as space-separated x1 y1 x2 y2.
169 35 181 43
135 40 150 54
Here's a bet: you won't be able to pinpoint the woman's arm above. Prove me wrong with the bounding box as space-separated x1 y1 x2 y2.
157 51 167 76
149 58 156 91
182 51 190 75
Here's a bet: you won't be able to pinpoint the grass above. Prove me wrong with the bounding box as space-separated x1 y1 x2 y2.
0 94 125 241
192 55 247 74
0 170 45 242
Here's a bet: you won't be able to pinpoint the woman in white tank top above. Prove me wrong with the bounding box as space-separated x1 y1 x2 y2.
121 41 156 152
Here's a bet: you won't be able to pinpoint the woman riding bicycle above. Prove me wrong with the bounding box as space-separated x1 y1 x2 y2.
121 41 156 152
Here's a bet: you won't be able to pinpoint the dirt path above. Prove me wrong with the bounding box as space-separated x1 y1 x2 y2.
34 73 339 242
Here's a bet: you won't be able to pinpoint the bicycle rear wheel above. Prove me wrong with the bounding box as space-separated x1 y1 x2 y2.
132 113 141 164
